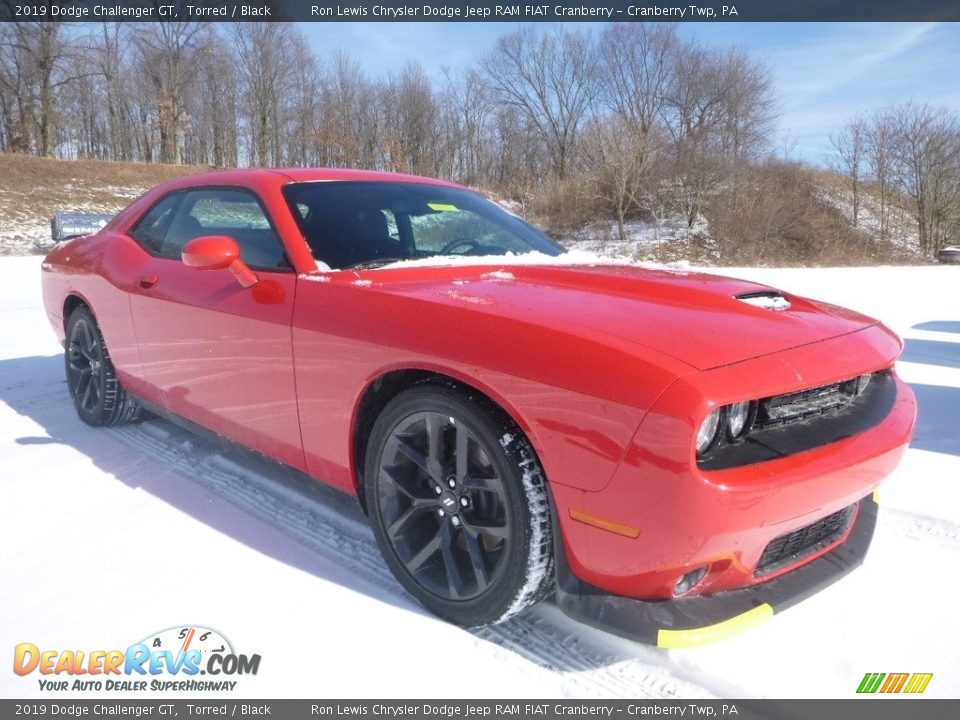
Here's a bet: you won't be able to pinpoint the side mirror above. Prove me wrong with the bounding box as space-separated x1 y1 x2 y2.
182 236 257 288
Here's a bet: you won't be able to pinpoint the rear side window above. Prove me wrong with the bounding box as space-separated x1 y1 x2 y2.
129 193 182 252
158 188 289 270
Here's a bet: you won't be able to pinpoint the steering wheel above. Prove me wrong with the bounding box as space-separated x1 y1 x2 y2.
439 239 481 255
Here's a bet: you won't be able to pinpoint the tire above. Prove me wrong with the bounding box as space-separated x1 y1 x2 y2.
65 306 140 427
364 383 554 627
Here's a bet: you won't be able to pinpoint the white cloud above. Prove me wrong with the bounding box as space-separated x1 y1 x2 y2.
760 23 959 162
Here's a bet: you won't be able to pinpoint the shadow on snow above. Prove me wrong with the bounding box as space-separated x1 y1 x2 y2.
1 353 694 685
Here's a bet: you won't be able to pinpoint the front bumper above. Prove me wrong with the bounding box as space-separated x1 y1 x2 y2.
555 493 878 647
550 323 915 600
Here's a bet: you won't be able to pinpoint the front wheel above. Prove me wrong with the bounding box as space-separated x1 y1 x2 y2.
65 306 140 427
365 384 554 627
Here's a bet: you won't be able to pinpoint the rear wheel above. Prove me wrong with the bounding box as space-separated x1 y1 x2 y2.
365 384 554 627
65 306 140 426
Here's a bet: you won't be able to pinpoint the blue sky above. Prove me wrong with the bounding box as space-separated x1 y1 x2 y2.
300 22 960 165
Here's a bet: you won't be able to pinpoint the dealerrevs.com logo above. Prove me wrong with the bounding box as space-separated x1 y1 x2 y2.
13 626 261 692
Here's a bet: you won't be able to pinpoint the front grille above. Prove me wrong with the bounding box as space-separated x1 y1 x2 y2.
755 374 871 429
698 370 895 471
755 504 855 578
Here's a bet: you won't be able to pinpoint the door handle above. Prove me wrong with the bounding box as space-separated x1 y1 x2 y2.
139 273 159 289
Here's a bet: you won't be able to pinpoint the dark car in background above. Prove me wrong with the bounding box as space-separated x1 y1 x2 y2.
50 212 114 244
937 246 960 264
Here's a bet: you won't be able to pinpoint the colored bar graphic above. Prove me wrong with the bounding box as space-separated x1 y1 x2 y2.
880 673 909 693
857 672 885 693
903 673 933 694
857 672 932 694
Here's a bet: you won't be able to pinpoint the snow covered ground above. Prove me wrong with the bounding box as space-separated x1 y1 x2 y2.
559 214 715 264
2 256 959 699
815 184 921 254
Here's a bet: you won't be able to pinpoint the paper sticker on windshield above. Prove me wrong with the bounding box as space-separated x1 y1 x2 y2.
428 203 460 212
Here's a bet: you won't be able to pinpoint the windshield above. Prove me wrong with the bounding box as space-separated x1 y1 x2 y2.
282 181 564 270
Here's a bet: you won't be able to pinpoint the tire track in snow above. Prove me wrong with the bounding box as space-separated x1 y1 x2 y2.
113 420 398 597
878 506 960 549
25 385 960 700
104 415 712 699
475 613 712 699
105 413 960 698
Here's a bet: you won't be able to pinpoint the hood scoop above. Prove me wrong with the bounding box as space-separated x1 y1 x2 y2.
735 290 791 312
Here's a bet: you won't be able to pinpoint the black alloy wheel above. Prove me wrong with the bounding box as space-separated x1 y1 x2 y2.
365 384 553 627
65 306 140 426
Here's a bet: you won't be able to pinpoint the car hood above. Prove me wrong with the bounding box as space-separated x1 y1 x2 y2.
355 263 881 371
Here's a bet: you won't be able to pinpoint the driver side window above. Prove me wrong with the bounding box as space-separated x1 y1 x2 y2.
129 193 182 253
157 188 289 270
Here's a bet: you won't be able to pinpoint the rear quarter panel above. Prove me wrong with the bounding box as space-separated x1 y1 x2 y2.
42 233 151 396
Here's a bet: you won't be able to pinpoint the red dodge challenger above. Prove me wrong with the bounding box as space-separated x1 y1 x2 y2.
41 168 916 646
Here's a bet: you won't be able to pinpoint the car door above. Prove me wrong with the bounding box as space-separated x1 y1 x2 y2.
128 186 304 470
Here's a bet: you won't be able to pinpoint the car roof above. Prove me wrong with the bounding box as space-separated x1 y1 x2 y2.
172 167 464 189
104 167 475 275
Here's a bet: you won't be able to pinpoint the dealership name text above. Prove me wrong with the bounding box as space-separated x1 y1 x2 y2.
310 705 739 717
309 5 738 19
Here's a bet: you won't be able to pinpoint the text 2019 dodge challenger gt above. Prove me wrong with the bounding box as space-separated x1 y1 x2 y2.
41 168 916 646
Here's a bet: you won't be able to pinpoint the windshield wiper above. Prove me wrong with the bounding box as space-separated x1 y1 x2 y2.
346 257 407 270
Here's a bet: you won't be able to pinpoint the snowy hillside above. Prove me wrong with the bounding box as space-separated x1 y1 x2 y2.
0 154 207 255
559 214 715 265
1 257 958 699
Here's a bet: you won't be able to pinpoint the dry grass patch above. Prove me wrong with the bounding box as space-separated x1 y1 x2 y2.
0 153 212 254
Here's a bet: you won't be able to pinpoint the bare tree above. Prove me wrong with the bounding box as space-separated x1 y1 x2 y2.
186 30 240 167
133 21 205 163
0 16 92 156
890 103 960 255
714 49 776 164
385 62 438 175
598 23 675 137
590 23 674 236
582 115 658 244
93 23 127 160
0 16 795 263
439 68 494 185
865 110 897 241
232 23 297 166
285 32 323 166
0 23 40 153
662 42 776 229
319 50 380 169
831 117 867 227
662 41 728 228
480 26 598 180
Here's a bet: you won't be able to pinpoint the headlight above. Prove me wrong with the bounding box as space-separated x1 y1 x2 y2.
696 408 721 455
726 401 752 440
